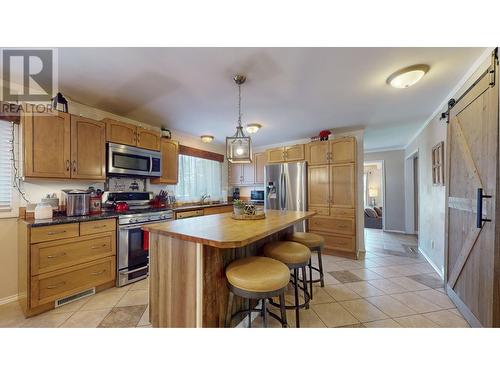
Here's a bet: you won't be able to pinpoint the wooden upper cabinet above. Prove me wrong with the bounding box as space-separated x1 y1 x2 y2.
104 119 137 147
242 163 255 185
307 141 330 165
228 163 243 185
330 137 355 163
284 144 305 161
267 144 305 163
267 147 285 163
23 110 71 179
151 139 179 185
330 163 355 208
308 165 330 214
254 152 266 184
70 116 106 180
137 127 161 151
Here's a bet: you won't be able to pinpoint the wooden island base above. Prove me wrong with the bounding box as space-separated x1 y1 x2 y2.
145 210 315 328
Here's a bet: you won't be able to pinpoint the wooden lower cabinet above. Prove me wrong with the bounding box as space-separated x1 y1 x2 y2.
311 231 356 254
309 216 355 236
203 205 233 215
19 220 117 317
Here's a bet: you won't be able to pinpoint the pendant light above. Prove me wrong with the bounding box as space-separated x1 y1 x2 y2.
226 74 252 164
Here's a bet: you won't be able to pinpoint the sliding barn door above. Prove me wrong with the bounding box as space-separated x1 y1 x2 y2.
446 62 499 327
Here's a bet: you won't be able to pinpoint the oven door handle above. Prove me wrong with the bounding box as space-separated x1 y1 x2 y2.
149 156 153 175
119 224 147 230
119 265 149 275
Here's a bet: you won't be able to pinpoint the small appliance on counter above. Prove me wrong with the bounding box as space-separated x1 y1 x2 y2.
61 189 91 216
34 202 53 220
250 189 265 204
232 187 240 200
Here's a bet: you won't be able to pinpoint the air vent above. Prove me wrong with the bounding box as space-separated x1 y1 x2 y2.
55 288 95 308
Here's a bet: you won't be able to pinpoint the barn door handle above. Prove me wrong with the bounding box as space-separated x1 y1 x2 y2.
476 188 492 228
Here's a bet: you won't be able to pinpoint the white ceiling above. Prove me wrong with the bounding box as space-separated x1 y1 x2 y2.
58 47 486 150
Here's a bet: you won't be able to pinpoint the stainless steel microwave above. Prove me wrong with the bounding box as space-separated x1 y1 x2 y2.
107 143 162 177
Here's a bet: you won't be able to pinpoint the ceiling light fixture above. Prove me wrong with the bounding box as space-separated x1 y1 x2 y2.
200 135 214 143
387 64 430 89
246 123 262 134
226 74 253 164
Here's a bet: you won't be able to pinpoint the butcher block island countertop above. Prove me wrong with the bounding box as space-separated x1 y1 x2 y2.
142 210 315 327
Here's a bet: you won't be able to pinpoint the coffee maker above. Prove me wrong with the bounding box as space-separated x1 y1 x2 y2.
232 187 240 200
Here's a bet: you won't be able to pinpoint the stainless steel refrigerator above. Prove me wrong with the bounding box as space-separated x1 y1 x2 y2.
264 161 307 232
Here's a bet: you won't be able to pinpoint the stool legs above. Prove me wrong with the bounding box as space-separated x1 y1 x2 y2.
309 259 314 300
262 299 268 328
225 291 234 328
317 246 325 287
279 294 288 328
302 265 309 309
293 268 300 328
248 299 252 328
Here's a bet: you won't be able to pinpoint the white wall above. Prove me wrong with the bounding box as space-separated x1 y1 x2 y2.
365 150 405 232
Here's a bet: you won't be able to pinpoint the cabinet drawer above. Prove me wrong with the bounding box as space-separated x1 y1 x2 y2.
312 231 355 253
30 223 79 244
203 206 233 215
80 219 116 236
308 206 329 216
31 233 115 275
176 209 204 219
31 257 115 307
330 208 355 218
309 216 355 235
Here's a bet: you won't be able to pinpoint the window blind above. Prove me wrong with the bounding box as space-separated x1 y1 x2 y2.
0 121 13 211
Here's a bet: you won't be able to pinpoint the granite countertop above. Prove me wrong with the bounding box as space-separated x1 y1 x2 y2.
22 207 173 227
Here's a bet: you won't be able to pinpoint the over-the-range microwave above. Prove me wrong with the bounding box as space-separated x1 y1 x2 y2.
107 143 162 177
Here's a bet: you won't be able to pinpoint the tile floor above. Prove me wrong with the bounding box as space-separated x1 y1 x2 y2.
0 229 470 328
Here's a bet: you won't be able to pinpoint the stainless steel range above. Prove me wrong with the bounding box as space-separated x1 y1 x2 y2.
103 191 173 287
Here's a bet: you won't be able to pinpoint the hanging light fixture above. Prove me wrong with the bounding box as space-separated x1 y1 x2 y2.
226 74 252 163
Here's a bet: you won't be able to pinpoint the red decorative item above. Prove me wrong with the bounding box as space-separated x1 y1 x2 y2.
143 230 149 251
319 130 331 141
114 201 129 212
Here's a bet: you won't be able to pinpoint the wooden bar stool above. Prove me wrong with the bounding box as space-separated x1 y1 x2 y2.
225 256 290 328
263 241 311 328
288 232 325 300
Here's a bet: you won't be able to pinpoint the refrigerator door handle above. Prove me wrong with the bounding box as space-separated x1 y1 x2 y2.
281 171 286 210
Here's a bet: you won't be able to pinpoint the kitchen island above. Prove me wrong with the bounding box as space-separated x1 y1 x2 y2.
143 209 315 327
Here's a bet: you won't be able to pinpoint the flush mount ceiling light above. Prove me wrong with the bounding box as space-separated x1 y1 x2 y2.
226 74 253 164
246 123 262 134
200 135 214 143
387 64 430 88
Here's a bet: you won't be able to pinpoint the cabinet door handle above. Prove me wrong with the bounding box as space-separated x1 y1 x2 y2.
47 252 67 259
47 230 67 236
338 224 347 229
72 160 77 173
93 225 107 229
46 281 66 290
91 244 107 249
90 269 106 276
66 160 70 171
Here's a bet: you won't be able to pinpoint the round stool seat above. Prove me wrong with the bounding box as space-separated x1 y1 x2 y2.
288 232 325 248
226 256 290 293
263 241 311 266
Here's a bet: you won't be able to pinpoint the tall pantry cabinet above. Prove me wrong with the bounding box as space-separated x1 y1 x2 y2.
306 137 357 257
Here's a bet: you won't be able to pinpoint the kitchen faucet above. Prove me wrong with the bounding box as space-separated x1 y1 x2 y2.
201 193 211 204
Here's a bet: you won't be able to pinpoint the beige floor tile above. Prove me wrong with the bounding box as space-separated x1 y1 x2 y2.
0 301 27 327
116 290 149 307
447 308 462 317
19 312 73 328
368 279 407 294
390 292 442 313
366 295 416 318
348 268 383 280
395 315 439 328
322 272 341 285
423 310 469 327
137 306 150 326
415 289 455 309
285 308 327 328
80 288 128 311
129 278 149 291
323 262 344 272
309 287 335 305
98 305 147 328
312 302 359 328
363 319 401 328
323 284 360 301
370 267 403 278
336 260 365 270
60 308 111 328
340 299 388 322
344 281 385 298
388 276 430 291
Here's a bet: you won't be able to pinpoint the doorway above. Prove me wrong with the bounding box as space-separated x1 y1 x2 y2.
363 161 385 230
405 150 419 236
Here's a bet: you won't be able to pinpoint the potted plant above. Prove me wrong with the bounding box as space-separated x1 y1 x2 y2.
233 199 245 215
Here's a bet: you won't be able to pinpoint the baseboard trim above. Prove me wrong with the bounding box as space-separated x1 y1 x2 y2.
0 294 18 305
383 229 407 234
446 285 482 328
417 246 444 279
